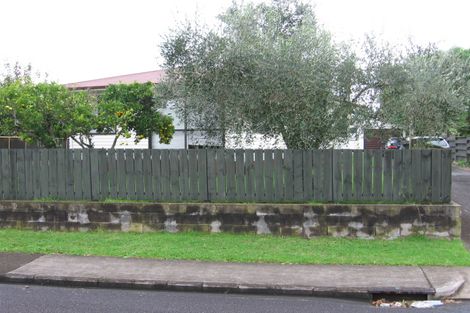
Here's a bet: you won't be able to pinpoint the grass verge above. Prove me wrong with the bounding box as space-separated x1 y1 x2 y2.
1 229 469 266
455 160 470 168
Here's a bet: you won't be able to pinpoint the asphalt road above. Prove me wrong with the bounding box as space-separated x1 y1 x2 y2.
0 284 470 313
452 166 470 248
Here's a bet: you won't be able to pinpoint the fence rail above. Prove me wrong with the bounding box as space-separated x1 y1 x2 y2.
0 149 452 203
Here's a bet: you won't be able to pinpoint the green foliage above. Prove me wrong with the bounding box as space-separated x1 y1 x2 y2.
1 229 470 266
0 62 34 86
0 63 175 149
0 63 34 136
450 47 470 136
0 79 96 148
377 45 470 137
158 0 366 149
97 82 174 149
158 1 470 145
22 83 96 148
0 84 18 136
456 160 470 168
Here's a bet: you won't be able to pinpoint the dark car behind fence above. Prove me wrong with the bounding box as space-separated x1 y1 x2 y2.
0 149 452 203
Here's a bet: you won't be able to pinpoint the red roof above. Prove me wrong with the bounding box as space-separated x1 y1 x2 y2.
65 70 165 90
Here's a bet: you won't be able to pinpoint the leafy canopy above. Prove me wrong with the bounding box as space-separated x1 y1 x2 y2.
0 64 175 148
449 47 470 136
0 70 96 148
97 82 175 149
158 0 365 149
376 45 470 137
159 0 470 146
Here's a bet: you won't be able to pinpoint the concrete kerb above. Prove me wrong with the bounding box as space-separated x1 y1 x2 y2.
0 272 36 284
421 266 468 299
0 273 437 299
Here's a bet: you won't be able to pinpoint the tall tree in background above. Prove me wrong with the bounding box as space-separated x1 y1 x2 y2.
377 45 470 137
450 47 470 136
158 0 367 149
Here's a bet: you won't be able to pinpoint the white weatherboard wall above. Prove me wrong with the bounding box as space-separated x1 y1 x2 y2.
68 99 365 149
151 130 222 149
152 101 223 149
68 134 148 149
225 133 286 149
333 132 364 149
70 131 364 150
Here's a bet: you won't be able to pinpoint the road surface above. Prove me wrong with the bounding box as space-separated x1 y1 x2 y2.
0 284 469 313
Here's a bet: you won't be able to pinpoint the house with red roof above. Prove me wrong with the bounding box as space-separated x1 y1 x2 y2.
66 70 225 149
65 70 166 90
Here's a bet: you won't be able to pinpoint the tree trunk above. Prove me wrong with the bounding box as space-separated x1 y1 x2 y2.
110 132 122 149
71 136 93 149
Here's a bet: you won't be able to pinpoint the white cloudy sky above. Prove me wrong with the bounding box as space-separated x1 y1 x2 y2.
1 0 469 84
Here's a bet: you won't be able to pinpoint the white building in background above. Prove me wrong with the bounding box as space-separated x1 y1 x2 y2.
66 70 364 149
67 70 223 149
333 132 364 150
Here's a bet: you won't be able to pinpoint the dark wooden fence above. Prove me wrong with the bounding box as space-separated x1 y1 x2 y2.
0 149 452 203
448 136 470 163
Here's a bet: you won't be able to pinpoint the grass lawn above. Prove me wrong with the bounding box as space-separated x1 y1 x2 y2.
1 229 469 266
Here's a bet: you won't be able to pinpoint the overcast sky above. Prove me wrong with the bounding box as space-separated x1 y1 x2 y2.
1 0 469 84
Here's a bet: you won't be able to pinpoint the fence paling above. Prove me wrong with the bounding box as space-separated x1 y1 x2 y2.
0 149 451 203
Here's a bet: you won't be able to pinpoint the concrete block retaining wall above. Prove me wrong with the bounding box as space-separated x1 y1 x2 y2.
0 201 461 239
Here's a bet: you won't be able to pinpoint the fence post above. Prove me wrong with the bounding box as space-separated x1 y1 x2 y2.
447 136 456 161
205 149 210 202
330 149 334 202
467 137 470 163
10 150 17 200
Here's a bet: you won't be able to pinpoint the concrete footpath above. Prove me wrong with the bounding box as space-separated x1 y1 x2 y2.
1 253 469 300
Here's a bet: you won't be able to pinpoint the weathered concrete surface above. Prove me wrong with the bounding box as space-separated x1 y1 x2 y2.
0 253 42 275
452 166 470 248
0 201 462 238
3 254 435 297
422 267 470 300
421 267 465 298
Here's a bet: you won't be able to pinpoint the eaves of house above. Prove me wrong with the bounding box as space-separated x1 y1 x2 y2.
65 70 165 90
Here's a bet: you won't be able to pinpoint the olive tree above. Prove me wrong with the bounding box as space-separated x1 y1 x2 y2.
157 0 367 149
450 47 470 136
376 45 470 137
